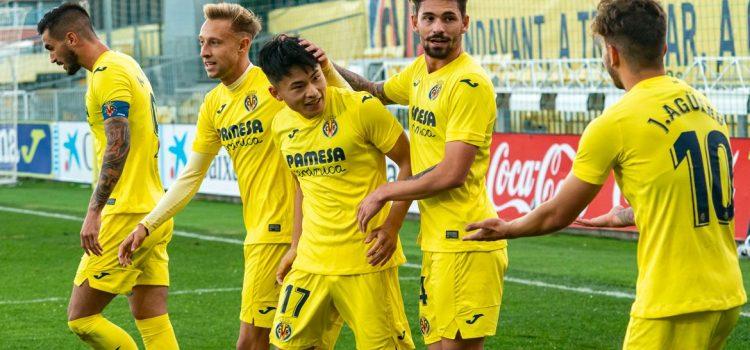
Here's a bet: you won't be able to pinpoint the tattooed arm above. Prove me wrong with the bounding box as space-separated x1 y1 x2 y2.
333 63 394 105
80 116 130 256
574 205 636 228
463 174 603 241
90 117 130 211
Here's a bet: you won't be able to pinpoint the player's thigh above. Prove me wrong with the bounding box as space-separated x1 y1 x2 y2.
73 214 158 296
421 249 507 342
133 219 173 289
270 269 336 350
240 243 289 328
67 279 118 320
331 267 414 350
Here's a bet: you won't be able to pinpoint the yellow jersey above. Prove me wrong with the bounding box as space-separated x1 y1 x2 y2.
271 86 406 275
192 65 293 245
85 50 163 215
573 75 746 318
383 52 505 252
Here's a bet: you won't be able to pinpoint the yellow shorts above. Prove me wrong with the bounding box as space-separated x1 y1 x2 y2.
240 243 290 328
623 306 741 350
419 249 508 344
271 267 414 350
73 214 173 295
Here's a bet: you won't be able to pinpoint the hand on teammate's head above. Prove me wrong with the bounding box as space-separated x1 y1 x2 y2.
299 38 330 69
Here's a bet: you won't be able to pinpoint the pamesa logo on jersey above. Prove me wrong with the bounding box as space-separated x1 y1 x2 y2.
244 92 259 112
428 81 444 100
322 116 338 138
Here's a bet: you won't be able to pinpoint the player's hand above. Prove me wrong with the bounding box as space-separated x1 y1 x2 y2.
357 189 387 233
276 247 297 284
80 210 103 256
299 38 330 70
463 218 512 241
118 224 149 266
365 225 398 266
574 205 634 228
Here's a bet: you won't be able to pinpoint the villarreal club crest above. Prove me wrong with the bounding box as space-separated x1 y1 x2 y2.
428 81 443 100
322 116 338 138
274 321 292 342
244 92 259 112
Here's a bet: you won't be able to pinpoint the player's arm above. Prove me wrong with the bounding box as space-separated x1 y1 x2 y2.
277 176 303 284
300 39 408 105
80 67 134 257
574 205 635 228
365 140 477 203
118 152 214 266
333 63 393 104
362 133 411 266
356 140 477 233
298 39 352 89
463 174 602 241
80 115 130 256
464 113 622 241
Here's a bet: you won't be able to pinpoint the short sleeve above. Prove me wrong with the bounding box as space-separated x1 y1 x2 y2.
445 73 496 147
356 94 403 153
269 111 284 147
383 63 414 106
92 66 132 119
191 98 221 155
572 114 622 185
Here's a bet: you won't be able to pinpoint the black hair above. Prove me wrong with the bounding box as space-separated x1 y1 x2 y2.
592 0 667 69
258 35 319 84
411 0 467 17
37 2 94 39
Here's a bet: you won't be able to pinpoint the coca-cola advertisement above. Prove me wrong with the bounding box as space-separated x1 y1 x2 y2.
487 134 750 241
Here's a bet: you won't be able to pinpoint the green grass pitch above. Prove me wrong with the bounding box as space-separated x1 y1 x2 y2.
1 180 749 349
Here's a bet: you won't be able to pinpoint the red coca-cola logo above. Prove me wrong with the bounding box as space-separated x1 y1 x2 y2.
487 140 576 215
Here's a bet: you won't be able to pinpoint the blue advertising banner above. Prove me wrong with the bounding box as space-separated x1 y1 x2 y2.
16 123 53 176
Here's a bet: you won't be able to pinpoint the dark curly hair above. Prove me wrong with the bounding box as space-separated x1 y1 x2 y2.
592 0 666 69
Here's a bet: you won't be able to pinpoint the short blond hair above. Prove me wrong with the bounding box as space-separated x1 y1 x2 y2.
203 3 262 39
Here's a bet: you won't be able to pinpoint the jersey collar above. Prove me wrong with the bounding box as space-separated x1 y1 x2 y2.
227 63 254 93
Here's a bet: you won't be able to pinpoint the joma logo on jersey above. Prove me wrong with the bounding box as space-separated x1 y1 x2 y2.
411 106 437 127
428 81 443 100
286 147 346 168
244 92 259 112
217 119 263 141
322 117 338 138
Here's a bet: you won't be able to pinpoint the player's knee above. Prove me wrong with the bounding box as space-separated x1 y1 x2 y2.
67 315 97 337
67 320 86 336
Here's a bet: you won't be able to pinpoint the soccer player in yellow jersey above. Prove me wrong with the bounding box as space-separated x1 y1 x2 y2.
463 0 747 349
38 3 178 350
116 4 339 350
258 36 415 349
325 0 507 348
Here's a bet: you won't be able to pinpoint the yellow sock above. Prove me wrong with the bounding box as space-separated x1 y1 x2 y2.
135 314 179 350
68 314 138 350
